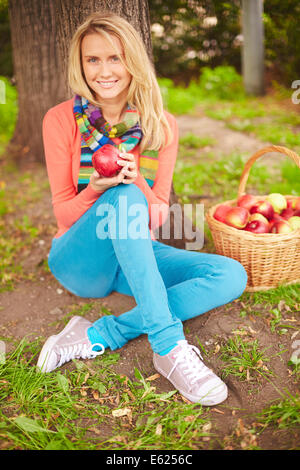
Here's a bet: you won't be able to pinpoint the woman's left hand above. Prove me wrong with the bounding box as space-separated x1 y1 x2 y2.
117 152 138 184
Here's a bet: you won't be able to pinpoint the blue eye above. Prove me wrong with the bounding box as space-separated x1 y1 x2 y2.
88 57 97 63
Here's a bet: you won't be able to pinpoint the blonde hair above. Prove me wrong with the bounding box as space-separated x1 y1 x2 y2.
68 12 173 152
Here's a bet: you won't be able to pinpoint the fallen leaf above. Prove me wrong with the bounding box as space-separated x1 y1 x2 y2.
247 326 257 335
112 407 132 419
184 415 195 422
146 373 160 382
211 408 224 414
155 424 162 436
180 395 193 404
202 422 212 432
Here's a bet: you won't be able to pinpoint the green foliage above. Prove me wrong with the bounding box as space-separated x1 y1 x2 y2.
257 392 300 429
0 75 18 154
197 66 246 101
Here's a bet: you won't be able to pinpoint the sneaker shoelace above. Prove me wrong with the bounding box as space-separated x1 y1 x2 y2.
167 340 210 390
57 342 105 368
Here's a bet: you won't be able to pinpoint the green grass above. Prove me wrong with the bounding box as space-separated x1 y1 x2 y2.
218 335 274 382
159 67 300 154
241 283 300 309
174 152 272 202
256 392 300 429
0 338 212 450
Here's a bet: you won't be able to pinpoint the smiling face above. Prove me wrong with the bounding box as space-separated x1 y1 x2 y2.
81 32 132 105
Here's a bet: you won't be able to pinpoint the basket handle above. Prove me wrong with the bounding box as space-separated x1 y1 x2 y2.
237 145 300 199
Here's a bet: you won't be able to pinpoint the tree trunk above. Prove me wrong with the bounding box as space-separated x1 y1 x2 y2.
8 0 202 249
8 0 66 164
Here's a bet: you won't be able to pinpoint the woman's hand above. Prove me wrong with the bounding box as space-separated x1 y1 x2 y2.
89 152 138 193
117 152 138 184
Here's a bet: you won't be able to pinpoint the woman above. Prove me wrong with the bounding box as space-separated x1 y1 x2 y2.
37 12 248 406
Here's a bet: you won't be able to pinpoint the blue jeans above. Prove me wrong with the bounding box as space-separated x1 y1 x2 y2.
48 184 247 355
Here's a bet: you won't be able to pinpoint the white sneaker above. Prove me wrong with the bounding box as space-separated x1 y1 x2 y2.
153 340 228 406
37 316 105 373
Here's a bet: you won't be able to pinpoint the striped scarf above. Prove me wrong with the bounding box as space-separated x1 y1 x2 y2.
73 95 159 193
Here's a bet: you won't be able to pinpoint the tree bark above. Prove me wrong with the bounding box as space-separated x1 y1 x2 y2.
8 0 201 249
8 0 66 163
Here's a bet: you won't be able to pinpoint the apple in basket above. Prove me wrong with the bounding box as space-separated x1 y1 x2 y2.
288 196 300 211
249 213 269 225
213 204 232 223
280 207 294 220
250 200 274 221
270 220 293 234
288 216 300 231
225 207 249 229
237 194 257 211
266 193 287 213
92 145 123 178
244 220 269 234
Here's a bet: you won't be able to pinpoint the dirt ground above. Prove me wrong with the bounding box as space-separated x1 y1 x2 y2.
1 112 299 450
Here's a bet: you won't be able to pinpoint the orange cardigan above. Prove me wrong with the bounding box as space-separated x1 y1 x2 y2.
42 97 179 240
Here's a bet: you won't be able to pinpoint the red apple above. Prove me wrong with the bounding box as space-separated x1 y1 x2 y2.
250 200 274 221
92 144 123 178
213 204 232 223
268 213 285 231
280 207 294 220
249 213 269 225
237 194 257 211
266 193 287 213
270 220 293 234
244 220 269 233
225 207 249 229
294 209 300 217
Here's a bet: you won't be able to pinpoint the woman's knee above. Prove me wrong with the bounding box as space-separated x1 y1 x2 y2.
218 256 248 299
101 183 148 208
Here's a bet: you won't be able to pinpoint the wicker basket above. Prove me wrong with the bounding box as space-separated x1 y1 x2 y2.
206 145 300 292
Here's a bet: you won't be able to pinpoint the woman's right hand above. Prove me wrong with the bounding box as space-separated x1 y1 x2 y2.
89 168 127 193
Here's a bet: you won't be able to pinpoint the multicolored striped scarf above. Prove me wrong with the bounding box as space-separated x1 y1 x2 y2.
73 95 159 193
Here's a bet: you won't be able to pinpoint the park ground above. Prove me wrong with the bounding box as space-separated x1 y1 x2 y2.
0 78 299 450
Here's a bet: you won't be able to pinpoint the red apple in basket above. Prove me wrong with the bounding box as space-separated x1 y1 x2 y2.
92 144 123 178
266 193 287 213
244 220 269 234
249 213 269 225
268 213 285 231
270 220 293 234
213 204 232 223
280 207 294 220
294 209 300 217
225 207 249 229
250 200 274 221
237 194 257 211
